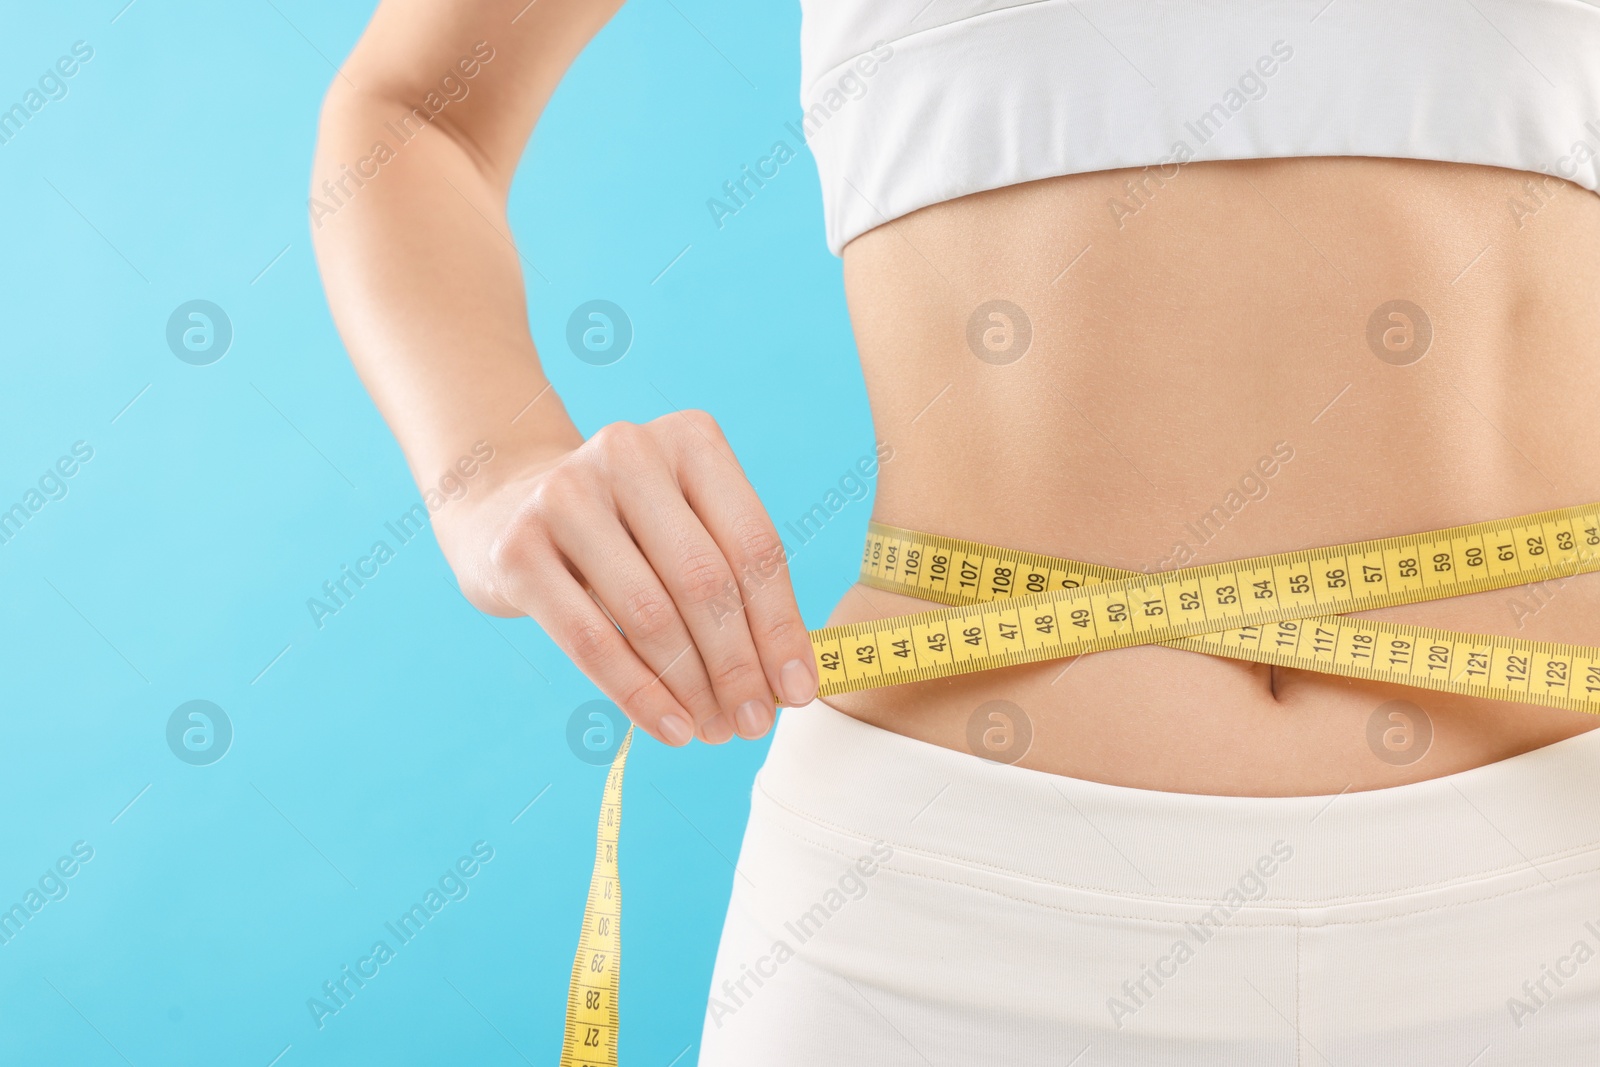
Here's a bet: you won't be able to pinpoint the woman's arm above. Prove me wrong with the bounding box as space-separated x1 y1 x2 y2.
311 0 817 746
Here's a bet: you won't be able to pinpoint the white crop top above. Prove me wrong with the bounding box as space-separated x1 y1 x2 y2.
797 0 1600 255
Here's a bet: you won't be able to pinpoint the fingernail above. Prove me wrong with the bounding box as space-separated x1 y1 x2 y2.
701 712 734 744
735 699 771 739
781 658 817 706
659 713 694 747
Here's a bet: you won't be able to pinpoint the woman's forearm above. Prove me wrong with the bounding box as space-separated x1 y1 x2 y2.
311 83 583 495
308 1 817 743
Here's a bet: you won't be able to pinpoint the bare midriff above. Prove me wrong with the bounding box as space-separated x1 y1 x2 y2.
820 156 1600 797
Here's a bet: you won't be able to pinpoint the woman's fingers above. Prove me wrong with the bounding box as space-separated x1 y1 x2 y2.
477 412 813 748
550 498 730 737
611 468 778 743
488 522 699 747
657 411 817 721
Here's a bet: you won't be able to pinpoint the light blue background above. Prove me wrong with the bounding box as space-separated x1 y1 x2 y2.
0 3 872 1064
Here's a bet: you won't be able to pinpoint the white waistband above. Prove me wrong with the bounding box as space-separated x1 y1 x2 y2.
757 699 1600 911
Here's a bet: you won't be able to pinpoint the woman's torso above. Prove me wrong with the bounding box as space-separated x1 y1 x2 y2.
821 156 1600 796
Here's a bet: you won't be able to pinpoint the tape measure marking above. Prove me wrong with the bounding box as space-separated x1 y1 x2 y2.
558 725 630 1067
816 504 1600 709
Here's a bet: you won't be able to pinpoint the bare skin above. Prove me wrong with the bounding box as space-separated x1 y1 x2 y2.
313 1 1600 795
824 158 1600 794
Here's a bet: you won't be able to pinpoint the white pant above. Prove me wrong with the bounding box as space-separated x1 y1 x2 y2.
699 700 1600 1065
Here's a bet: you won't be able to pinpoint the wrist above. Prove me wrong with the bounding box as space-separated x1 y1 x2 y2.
425 439 576 612
415 427 576 510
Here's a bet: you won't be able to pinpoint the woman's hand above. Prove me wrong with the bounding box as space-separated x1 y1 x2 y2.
436 410 818 748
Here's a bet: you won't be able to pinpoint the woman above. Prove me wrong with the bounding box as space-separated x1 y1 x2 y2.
312 0 1600 1060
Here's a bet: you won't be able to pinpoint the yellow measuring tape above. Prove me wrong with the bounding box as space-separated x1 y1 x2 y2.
843 506 1600 712
559 727 630 1066
559 500 1600 1062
